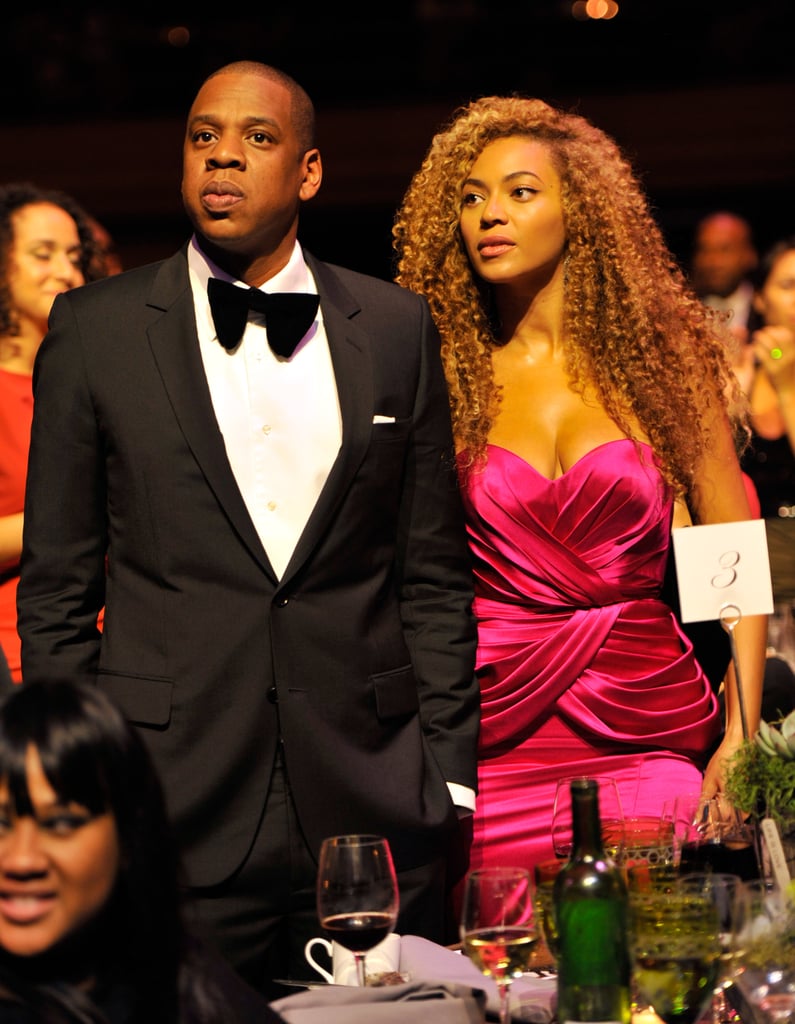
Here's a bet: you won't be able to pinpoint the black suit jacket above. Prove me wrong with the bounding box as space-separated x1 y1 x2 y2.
17 246 480 885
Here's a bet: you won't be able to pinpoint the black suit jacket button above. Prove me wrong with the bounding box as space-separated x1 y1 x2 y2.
267 686 278 704
275 596 289 607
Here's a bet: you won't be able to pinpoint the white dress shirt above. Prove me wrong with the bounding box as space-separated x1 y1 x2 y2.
188 238 341 579
702 279 755 332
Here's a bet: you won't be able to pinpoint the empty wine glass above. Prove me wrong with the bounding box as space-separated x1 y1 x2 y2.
552 776 625 860
460 866 538 1024
316 834 399 987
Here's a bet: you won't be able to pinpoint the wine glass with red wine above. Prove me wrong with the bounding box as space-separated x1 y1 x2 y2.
675 793 758 881
316 834 399 986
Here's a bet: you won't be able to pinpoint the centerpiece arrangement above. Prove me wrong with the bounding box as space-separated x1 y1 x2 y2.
724 708 795 882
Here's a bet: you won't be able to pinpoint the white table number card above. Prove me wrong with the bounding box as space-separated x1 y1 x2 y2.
671 520 774 623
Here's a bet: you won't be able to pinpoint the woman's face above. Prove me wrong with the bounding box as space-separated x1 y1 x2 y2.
7 202 84 336
458 135 566 288
0 744 120 957
754 248 795 329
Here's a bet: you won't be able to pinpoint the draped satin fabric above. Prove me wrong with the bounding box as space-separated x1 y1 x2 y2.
460 440 720 873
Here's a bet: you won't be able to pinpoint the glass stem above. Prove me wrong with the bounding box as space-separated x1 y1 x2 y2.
354 952 367 987
498 980 511 1024
712 987 733 1024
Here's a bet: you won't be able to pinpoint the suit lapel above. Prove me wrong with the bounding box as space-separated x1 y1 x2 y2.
143 251 375 586
279 257 373 582
145 253 277 579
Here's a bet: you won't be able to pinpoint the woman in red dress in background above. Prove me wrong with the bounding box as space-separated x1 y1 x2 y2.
0 183 100 683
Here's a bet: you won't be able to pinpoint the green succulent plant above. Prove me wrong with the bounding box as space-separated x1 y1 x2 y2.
724 709 795 834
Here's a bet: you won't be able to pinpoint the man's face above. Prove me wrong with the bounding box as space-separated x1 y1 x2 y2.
181 71 321 275
691 216 757 298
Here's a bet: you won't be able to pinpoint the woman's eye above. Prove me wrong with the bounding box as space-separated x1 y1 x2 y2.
42 812 91 835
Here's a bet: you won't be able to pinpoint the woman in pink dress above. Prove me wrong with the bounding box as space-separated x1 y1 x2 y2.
393 97 767 878
0 183 100 683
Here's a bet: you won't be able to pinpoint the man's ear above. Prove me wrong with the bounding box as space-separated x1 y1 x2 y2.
300 149 322 201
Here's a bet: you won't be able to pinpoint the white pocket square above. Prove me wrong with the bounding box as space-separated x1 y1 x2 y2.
372 414 396 424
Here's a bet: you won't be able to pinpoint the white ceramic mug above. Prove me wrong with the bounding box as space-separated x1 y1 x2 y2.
304 932 402 985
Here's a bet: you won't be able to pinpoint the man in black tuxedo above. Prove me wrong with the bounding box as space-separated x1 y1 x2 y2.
17 62 479 993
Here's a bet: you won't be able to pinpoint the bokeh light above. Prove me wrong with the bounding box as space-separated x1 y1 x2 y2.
572 0 619 19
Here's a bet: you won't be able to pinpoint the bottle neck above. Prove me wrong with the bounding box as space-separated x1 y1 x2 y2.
570 780 605 858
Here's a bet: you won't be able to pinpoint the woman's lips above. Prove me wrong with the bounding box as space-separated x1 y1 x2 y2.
478 237 514 258
0 892 55 924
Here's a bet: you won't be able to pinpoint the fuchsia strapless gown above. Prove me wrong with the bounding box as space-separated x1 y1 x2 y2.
460 439 720 874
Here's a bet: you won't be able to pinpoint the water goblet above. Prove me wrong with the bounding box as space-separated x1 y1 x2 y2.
679 872 742 1024
460 866 539 1024
316 834 399 987
533 858 563 966
619 815 676 875
629 875 722 1024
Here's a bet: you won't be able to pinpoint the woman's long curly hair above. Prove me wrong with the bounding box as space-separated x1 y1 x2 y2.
0 181 101 339
393 95 746 499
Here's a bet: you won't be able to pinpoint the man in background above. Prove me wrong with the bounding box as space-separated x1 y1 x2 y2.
691 210 759 345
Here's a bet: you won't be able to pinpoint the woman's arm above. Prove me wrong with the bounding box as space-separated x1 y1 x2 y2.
689 405 768 796
0 513 23 570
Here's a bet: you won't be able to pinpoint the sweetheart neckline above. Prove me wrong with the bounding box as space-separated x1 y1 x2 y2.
486 438 653 482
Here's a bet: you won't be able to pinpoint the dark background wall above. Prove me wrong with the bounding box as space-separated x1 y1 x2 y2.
2 2 793 279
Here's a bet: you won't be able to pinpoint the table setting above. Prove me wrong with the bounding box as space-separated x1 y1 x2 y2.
269 834 557 1023
271 933 557 1022
269 814 794 1024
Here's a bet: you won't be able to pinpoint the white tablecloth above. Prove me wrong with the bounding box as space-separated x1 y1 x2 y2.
271 935 557 1023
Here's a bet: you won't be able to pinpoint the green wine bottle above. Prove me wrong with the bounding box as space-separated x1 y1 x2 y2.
553 777 631 1024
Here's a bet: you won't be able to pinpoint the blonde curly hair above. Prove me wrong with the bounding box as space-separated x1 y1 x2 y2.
393 95 746 500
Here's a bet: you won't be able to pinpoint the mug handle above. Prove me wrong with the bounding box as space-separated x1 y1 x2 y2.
304 936 334 983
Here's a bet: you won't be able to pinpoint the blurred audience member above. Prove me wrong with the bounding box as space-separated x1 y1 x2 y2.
0 183 100 684
0 679 285 1022
743 236 795 605
691 211 759 346
86 214 123 277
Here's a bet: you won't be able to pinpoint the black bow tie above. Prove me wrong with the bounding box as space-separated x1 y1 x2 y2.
207 277 319 358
